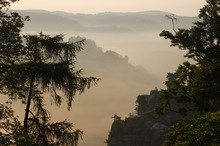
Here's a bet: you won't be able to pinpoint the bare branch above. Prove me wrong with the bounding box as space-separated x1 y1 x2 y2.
165 14 178 33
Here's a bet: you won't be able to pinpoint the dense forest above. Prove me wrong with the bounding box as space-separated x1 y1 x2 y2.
1 0 220 146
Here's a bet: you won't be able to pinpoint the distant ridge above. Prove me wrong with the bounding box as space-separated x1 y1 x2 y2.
136 10 171 15
14 9 198 32
14 9 191 16
14 9 168 14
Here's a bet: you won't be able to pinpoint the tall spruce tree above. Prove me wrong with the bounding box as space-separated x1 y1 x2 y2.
0 1 98 145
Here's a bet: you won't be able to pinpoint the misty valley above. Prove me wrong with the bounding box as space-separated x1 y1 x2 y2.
15 10 196 146
1 1 220 146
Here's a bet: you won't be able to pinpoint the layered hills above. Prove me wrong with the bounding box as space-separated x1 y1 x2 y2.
9 9 198 146
15 10 197 32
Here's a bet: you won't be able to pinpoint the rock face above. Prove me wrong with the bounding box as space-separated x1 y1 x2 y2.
107 89 180 146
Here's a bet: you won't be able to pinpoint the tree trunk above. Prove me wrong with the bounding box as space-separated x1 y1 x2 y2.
24 75 35 129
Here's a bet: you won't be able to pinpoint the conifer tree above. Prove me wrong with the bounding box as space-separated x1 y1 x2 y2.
0 1 98 145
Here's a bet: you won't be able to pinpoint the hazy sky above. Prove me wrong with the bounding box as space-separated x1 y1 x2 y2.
11 0 206 16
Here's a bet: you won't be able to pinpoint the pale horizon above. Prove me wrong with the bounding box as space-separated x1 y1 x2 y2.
11 0 206 16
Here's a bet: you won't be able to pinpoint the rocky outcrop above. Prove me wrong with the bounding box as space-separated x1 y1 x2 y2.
107 89 181 146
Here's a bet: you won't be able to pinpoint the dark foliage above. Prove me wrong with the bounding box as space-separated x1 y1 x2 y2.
0 1 98 145
157 0 220 115
158 0 220 145
163 112 220 146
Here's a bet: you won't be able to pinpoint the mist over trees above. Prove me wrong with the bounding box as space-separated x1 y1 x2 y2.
2 3 163 145
1 0 220 146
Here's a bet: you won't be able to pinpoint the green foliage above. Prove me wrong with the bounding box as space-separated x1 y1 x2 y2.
158 0 220 115
163 112 220 146
158 0 220 145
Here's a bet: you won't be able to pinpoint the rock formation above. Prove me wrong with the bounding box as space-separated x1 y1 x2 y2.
107 89 181 146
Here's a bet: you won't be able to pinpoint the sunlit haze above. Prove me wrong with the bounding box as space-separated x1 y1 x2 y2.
11 0 206 16
3 1 208 146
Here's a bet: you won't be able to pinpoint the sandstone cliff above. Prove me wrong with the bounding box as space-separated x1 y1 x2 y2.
107 89 181 146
